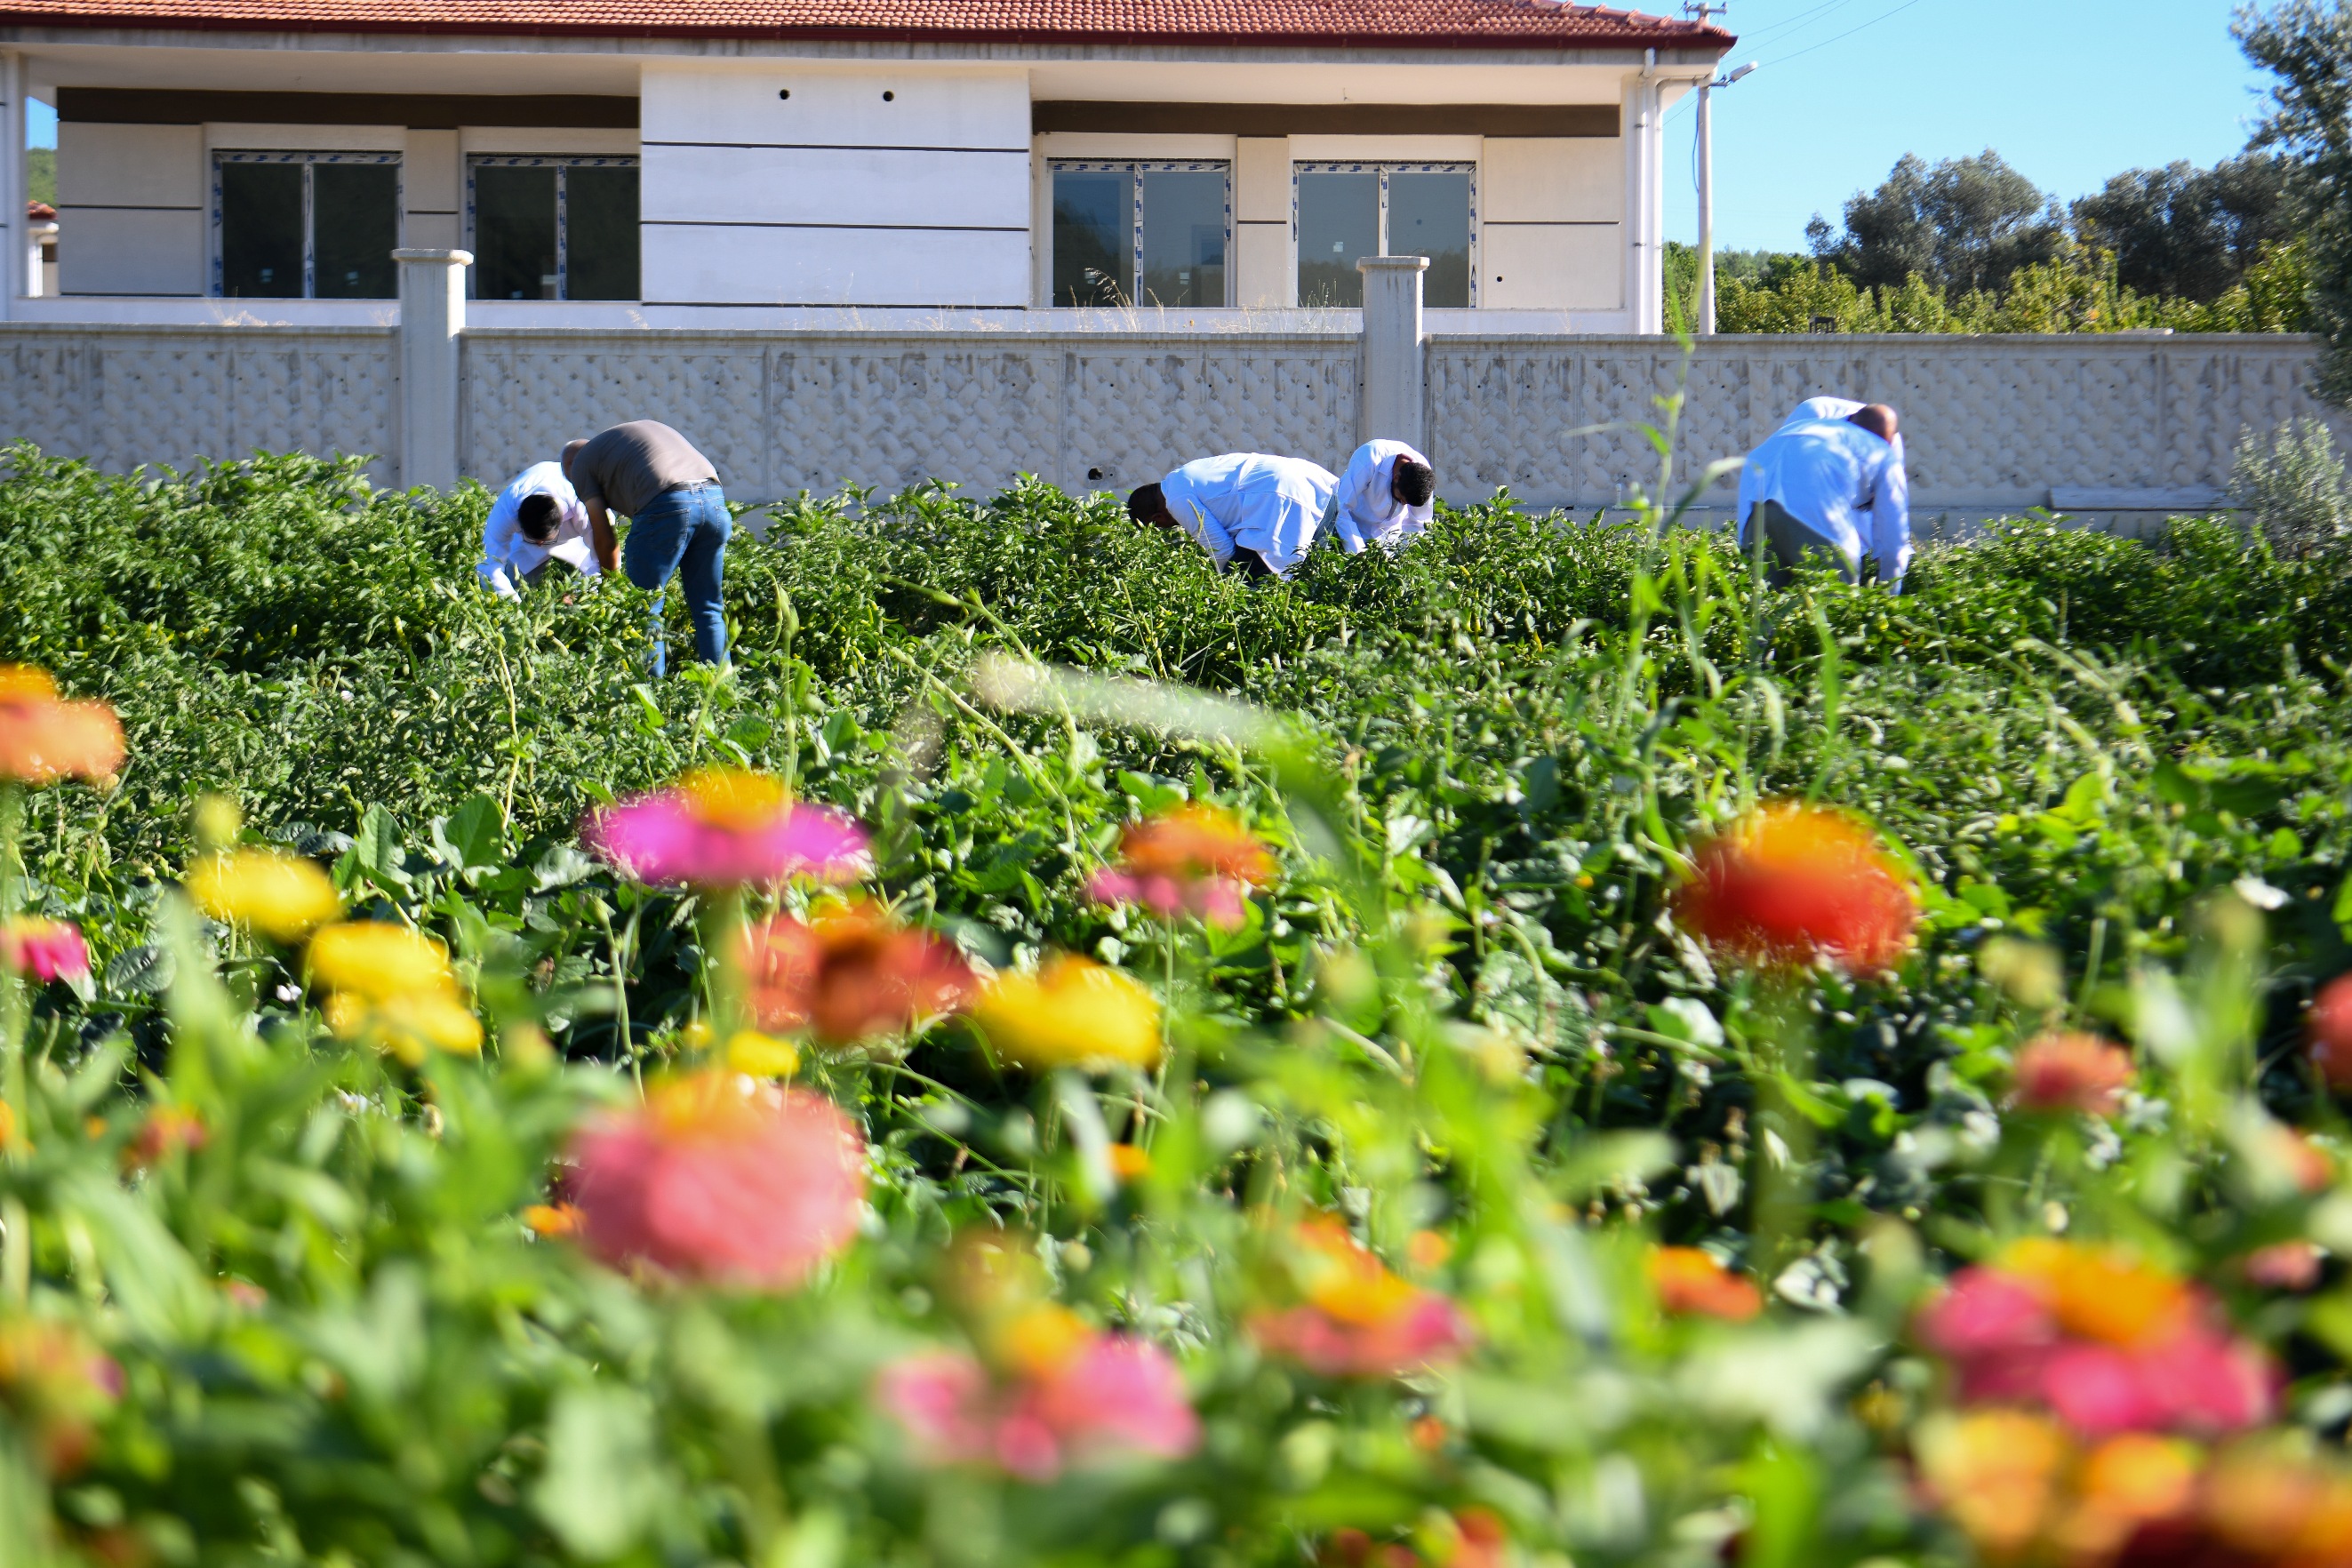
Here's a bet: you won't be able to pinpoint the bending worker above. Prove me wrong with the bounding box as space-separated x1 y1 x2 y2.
478 456 600 600
566 420 730 674
1332 439 1436 554
1128 452 1339 580
1735 402 1910 589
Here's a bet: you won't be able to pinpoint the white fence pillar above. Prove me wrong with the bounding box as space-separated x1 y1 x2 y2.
1 53 25 319
1357 254 1428 449
395 247 470 490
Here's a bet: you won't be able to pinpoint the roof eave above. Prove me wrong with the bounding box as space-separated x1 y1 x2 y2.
0 9 1735 51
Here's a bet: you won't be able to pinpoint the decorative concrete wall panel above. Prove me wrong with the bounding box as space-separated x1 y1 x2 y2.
1427 333 2352 512
0 327 395 482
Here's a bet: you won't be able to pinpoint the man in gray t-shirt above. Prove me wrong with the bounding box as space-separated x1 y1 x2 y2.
564 420 730 673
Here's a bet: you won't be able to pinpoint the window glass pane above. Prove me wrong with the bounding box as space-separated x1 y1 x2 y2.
220 162 303 298
1297 170 1377 308
1052 168 1132 307
1140 168 1225 308
313 162 398 299
564 164 640 300
1387 170 1472 308
475 164 557 300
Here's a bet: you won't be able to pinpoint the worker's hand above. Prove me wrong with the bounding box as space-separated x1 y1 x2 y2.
587 500 619 574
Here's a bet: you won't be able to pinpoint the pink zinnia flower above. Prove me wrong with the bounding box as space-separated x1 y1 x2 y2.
0 917 89 983
1085 804 1274 928
2010 1032 2136 1116
877 1317 1199 1481
1248 1219 1470 1379
567 1072 865 1288
586 768 869 887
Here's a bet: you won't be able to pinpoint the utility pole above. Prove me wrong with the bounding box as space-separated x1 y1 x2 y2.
1684 3 1752 335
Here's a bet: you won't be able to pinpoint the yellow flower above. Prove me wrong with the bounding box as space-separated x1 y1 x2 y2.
971 956 1161 1071
992 1303 1094 1378
188 848 341 942
324 988 483 1066
307 922 459 1004
1999 1238 2192 1349
725 1029 802 1078
677 766 791 829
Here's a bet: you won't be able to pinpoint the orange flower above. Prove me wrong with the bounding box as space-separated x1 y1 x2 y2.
1106 1144 1152 1183
524 1203 583 1238
2011 1032 2136 1116
0 667 123 788
1250 1219 1469 1377
741 903 975 1046
1649 1245 1764 1321
1676 803 1916 972
1915 1408 2072 1561
1998 1239 2193 1350
124 1105 205 1172
1088 803 1276 927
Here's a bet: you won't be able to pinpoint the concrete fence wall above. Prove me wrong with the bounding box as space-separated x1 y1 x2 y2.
3 268 2345 530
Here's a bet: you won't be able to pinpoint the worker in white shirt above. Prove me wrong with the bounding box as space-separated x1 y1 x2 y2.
1735 403 1910 589
1776 395 1908 471
1127 452 1340 580
478 456 600 601
1331 439 1436 554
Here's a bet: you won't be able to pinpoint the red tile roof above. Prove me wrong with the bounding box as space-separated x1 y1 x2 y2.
0 0 1732 48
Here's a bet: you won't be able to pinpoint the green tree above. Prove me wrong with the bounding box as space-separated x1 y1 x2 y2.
2236 0 2352 400
2071 153 2300 302
1810 149 2065 295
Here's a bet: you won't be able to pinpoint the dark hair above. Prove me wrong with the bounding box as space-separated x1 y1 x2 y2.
1392 456 1436 507
516 492 562 543
1849 404 1900 443
1127 483 1167 525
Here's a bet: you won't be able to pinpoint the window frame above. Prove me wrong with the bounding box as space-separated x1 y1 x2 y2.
1046 158 1234 309
211 150 404 300
1292 160 1479 308
464 155 643 302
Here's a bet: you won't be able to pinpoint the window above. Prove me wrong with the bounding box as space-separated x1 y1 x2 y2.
1294 163 1475 309
1049 161 1230 308
215 153 401 299
468 157 641 301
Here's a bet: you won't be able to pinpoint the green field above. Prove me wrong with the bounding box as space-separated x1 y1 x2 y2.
0 443 2348 1567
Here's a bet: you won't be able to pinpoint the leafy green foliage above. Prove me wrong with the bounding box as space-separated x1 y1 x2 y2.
0 446 2349 1566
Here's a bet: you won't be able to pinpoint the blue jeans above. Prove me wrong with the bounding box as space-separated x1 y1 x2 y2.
622 484 731 674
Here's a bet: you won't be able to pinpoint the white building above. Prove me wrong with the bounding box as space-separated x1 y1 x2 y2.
0 0 1727 331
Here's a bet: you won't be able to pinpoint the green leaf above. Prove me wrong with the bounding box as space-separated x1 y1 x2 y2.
532 1384 664 1561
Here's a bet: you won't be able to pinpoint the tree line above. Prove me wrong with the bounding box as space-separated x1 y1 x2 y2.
1674 1 2352 340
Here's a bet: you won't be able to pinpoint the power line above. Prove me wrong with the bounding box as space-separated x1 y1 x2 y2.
1734 0 1873 50
1757 0 1931 67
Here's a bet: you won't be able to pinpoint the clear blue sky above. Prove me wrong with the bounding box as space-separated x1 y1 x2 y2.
1667 0 2276 252
28 3 2273 251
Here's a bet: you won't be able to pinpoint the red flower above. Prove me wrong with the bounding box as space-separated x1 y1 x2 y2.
1249 1220 1470 1378
1086 803 1275 927
2310 974 2352 1088
877 1306 1199 1480
740 904 975 1046
124 1106 205 1172
1650 1245 1764 1321
0 1317 122 1476
1676 804 1916 971
568 1072 865 1288
2011 1032 2136 1116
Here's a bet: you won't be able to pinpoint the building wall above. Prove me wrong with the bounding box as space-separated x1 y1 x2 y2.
639 64 1031 308
0 324 396 477
4 325 2333 528
57 121 206 295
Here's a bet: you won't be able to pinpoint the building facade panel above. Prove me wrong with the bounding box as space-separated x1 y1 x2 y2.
640 223 1031 307
641 144 1029 229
